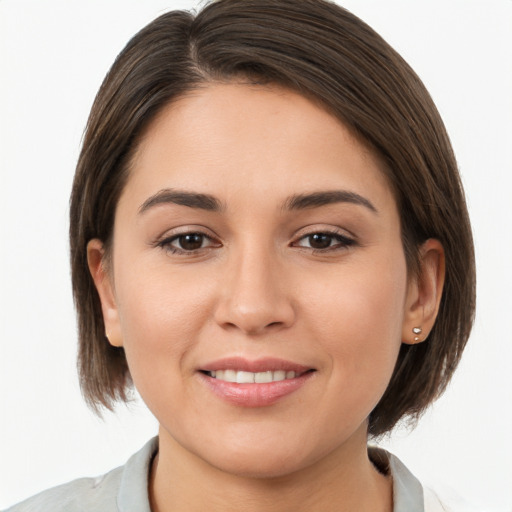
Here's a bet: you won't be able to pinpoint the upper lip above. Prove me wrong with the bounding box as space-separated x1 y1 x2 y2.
200 357 313 374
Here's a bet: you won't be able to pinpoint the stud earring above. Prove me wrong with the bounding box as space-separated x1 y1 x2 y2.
412 326 422 342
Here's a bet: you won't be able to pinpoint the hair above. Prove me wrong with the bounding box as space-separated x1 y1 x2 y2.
70 0 475 436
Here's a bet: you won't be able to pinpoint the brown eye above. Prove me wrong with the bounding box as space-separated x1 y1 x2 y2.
158 230 221 255
177 233 205 251
293 231 355 252
308 233 334 249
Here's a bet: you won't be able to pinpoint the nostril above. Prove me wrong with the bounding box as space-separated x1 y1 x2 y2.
213 285 296 334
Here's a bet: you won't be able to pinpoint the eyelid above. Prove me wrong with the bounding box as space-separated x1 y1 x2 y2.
292 224 356 240
291 226 357 251
154 226 222 254
154 224 218 241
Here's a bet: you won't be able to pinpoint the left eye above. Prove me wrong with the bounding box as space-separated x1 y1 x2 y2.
294 232 354 250
173 233 207 250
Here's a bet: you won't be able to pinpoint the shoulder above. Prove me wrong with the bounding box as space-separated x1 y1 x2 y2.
3 466 123 512
370 446 483 512
3 437 158 512
423 486 486 512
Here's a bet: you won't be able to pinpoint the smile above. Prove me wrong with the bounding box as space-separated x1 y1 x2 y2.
198 358 316 407
207 369 300 383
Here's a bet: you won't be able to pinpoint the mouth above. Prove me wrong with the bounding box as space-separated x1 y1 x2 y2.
197 357 316 407
201 369 312 383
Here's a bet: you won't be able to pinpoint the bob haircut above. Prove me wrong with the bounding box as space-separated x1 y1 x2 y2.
70 0 475 436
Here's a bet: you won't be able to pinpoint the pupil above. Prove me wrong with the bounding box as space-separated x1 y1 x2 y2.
179 234 203 250
309 233 332 249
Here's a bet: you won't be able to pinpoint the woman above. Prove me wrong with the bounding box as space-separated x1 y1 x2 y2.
5 0 476 510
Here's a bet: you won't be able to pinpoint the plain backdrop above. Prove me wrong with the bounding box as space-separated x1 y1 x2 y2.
1 1 511 510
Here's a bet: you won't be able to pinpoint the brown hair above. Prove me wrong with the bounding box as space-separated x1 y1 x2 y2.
70 0 475 436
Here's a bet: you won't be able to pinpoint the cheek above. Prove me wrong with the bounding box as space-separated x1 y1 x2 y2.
112 261 214 396
303 254 407 397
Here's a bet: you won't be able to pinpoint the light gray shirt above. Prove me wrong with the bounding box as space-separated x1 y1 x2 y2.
3 437 448 512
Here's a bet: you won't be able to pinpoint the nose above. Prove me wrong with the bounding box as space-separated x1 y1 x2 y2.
214 245 296 335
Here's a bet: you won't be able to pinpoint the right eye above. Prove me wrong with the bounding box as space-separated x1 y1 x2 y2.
158 232 220 254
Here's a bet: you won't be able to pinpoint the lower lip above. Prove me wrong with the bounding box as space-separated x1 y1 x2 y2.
198 372 314 407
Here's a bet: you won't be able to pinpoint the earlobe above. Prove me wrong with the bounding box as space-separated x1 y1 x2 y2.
402 239 445 345
87 239 123 347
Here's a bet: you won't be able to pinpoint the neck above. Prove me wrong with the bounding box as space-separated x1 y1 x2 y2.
149 425 392 512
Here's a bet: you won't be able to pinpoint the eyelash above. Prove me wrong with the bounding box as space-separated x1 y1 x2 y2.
157 232 219 255
291 230 356 253
156 229 356 255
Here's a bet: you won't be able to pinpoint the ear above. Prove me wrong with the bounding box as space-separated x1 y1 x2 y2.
402 239 445 345
87 239 123 347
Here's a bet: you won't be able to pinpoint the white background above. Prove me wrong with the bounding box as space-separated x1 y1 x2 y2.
1 1 511 510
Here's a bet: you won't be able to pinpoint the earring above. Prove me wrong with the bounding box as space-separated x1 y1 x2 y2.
412 326 422 342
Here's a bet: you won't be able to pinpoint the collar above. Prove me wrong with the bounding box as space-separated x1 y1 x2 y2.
117 437 157 512
117 438 424 512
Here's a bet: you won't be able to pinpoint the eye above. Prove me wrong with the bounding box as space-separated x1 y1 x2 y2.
294 231 355 251
175 233 207 251
158 232 219 254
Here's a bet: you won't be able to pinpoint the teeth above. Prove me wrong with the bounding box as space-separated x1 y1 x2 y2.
255 371 272 383
273 370 286 381
237 371 255 384
208 370 298 382
223 369 236 382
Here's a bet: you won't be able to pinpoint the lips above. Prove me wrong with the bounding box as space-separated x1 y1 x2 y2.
201 356 311 374
207 369 300 383
198 357 315 407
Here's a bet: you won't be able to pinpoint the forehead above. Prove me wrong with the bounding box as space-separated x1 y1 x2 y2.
122 83 395 215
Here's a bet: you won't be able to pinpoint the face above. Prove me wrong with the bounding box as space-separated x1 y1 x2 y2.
91 83 423 478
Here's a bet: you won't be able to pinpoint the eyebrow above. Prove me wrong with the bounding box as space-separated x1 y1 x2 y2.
283 190 378 214
138 188 377 215
138 189 224 214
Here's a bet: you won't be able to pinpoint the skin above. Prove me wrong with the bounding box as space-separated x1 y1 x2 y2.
88 83 444 512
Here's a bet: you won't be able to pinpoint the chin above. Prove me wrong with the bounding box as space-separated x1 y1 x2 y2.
208 451 312 480
191 434 334 480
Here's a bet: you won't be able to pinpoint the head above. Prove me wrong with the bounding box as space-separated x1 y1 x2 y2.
70 0 475 439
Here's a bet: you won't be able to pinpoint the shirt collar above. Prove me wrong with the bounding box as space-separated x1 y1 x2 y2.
117 437 158 512
117 438 424 512
369 445 425 512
